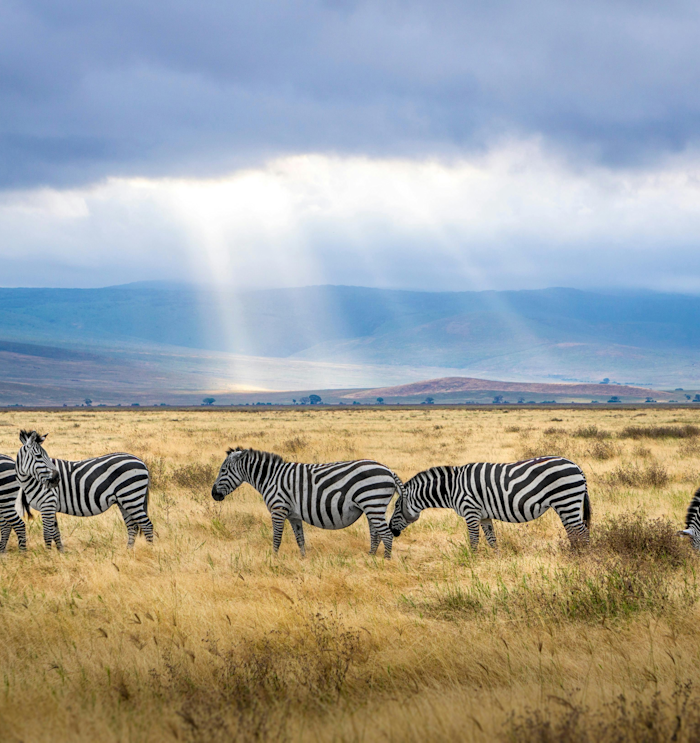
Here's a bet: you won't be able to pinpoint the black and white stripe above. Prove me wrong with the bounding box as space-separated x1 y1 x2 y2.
0 454 27 552
390 456 591 548
16 430 154 550
678 485 700 550
212 447 404 558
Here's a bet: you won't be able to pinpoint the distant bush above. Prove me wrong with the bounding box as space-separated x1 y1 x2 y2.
619 425 700 439
604 461 669 488
172 462 218 489
573 425 611 439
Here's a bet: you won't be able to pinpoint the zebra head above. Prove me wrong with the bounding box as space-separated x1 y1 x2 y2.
678 527 700 551
17 430 59 488
211 448 246 501
389 492 421 537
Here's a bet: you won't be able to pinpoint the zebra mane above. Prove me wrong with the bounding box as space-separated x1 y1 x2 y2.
686 485 700 528
19 429 43 444
226 447 285 465
404 465 450 488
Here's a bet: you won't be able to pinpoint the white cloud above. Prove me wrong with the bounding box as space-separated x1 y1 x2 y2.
2 141 700 290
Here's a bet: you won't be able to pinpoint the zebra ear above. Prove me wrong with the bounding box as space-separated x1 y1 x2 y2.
38 433 48 444
19 430 28 444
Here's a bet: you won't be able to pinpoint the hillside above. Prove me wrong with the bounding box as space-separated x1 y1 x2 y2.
0 283 699 400
345 377 676 404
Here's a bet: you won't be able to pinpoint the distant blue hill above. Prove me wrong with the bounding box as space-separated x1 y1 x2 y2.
0 283 699 387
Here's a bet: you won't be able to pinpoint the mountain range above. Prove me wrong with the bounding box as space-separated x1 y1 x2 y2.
0 283 698 404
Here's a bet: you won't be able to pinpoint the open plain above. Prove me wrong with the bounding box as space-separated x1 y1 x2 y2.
1 406 700 742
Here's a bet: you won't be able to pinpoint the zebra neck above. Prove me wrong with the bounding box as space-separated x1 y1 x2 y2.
411 467 457 513
241 456 284 495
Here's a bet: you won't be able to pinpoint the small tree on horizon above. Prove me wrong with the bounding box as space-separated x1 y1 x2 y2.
202 397 216 405
376 397 384 404
84 398 92 406
309 394 322 405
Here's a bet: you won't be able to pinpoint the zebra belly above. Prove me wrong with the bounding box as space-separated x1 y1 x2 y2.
481 503 550 522
294 498 364 530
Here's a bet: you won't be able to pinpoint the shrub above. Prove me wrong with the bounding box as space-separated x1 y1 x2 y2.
502 683 700 743
619 425 700 439
172 462 218 489
604 461 669 488
595 509 688 567
574 425 611 439
282 436 308 454
587 439 618 461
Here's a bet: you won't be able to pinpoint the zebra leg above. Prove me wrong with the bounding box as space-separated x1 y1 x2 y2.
271 511 287 554
481 519 498 549
0 519 11 552
41 509 63 551
368 523 381 555
14 516 27 551
118 504 139 547
136 512 155 544
289 518 306 557
553 505 590 545
465 515 481 550
365 515 393 559
5 513 27 551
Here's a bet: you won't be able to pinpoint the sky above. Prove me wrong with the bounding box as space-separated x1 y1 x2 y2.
3 0 700 291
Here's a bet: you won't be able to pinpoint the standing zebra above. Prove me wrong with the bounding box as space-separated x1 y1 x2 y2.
16 430 154 550
211 447 404 558
678 485 700 550
0 454 27 552
390 456 591 548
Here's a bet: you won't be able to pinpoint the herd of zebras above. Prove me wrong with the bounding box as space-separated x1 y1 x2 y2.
1 429 699 555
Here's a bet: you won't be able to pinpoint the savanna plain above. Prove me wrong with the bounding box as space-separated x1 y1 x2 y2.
2 407 700 742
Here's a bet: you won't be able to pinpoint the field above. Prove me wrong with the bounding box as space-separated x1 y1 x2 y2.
1 407 700 742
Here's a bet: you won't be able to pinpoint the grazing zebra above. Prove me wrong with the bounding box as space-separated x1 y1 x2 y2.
211 447 404 558
0 454 27 552
16 430 154 550
678 485 700 550
390 456 591 548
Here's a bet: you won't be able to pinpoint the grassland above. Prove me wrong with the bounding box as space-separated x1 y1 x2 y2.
1 407 700 742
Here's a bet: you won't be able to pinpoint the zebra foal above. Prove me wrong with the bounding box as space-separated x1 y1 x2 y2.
16 430 154 550
212 447 404 558
0 454 27 552
390 456 591 548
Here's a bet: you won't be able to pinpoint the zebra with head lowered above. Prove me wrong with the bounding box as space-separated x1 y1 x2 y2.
16 430 154 551
212 447 404 558
678 485 700 550
0 454 28 552
390 456 591 548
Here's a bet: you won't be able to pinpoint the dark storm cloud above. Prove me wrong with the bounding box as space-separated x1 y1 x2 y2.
2 0 700 188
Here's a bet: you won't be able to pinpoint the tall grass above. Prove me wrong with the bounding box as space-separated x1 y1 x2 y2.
0 407 697 742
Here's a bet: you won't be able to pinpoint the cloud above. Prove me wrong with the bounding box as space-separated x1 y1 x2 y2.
2 143 700 291
3 1 700 188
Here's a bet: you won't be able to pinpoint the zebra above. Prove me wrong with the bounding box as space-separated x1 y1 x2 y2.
211 447 404 558
0 454 28 552
16 430 154 550
389 456 591 548
678 485 700 550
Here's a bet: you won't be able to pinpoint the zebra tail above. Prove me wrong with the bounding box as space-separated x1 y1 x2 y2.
21 491 33 520
583 485 591 530
392 472 406 499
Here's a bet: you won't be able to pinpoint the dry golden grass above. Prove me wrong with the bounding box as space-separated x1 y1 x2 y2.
1 407 700 741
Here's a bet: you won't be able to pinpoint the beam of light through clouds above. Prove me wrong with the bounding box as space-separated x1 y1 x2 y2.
2 142 700 292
